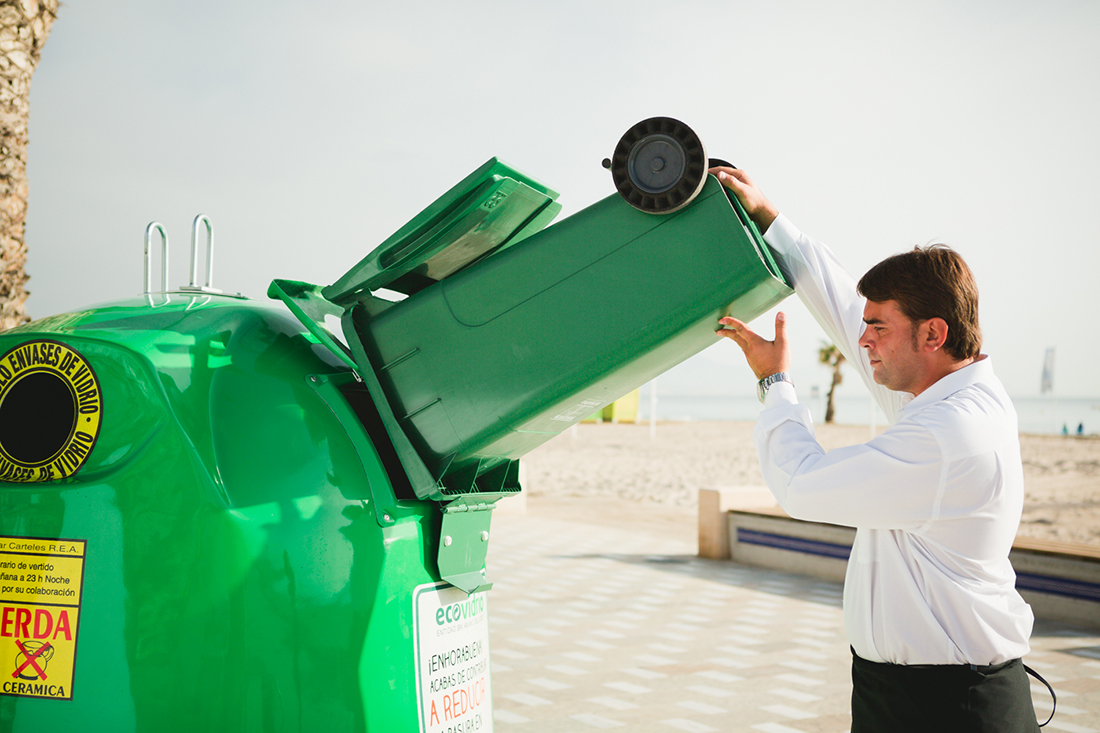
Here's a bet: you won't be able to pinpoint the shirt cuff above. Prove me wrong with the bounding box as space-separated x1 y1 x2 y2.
762 213 801 256
763 379 798 408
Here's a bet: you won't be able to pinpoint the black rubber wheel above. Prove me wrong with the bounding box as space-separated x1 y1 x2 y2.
609 117 707 214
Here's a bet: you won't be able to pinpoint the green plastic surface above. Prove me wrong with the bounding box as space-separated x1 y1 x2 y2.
437 505 494 595
324 158 561 302
0 295 450 731
268 278 358 369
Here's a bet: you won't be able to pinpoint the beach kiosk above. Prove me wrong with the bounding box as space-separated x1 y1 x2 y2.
0 119 790 731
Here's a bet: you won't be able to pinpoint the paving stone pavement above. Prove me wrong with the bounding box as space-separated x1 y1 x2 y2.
486 506 1100 733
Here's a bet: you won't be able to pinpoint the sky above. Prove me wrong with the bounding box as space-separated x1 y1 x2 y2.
22 0 1100 404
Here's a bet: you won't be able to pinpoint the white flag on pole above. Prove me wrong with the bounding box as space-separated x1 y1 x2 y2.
1040 348 1055 394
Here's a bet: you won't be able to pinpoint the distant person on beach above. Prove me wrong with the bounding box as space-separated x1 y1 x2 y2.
711 167 1045 732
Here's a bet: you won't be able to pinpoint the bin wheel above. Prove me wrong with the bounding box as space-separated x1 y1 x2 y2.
609 117 707 214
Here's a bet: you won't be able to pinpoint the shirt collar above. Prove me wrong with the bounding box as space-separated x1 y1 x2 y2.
899 355 993 416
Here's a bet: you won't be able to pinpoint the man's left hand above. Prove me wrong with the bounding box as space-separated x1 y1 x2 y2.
717 312 791 380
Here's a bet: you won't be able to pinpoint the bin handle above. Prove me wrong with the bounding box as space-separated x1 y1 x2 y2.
189 214 214 289
180 214 222 294
143 221 169 294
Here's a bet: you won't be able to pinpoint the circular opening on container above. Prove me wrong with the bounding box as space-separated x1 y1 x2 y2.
0 371 77 465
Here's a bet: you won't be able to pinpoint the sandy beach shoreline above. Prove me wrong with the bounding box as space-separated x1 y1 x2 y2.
521 421 1100 549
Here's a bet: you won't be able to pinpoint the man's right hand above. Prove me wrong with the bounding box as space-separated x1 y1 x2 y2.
716 312 791 381
708 167 779 236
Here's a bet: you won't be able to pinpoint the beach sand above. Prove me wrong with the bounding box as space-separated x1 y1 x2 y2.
520 421 1100 549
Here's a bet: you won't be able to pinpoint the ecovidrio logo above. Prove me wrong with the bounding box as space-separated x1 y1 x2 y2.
435 593 487 627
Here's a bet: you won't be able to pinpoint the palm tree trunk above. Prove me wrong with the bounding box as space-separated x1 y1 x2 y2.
819 343 845 424
0 0 58 331
825 367 841 423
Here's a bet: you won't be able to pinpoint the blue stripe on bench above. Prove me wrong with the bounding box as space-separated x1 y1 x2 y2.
736 528 852 561
735 527 1100 604
1015 572 1100 603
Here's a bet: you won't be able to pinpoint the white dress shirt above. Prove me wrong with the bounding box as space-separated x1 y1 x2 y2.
755 214 1034 665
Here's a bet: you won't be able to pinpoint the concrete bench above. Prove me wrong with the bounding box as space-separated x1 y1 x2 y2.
699 488 1100 629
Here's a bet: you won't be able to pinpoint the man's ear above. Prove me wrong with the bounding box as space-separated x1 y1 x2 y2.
923 318 949 351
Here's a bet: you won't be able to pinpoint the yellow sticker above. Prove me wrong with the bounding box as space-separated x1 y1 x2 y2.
0 537 86 700
0 340 102 483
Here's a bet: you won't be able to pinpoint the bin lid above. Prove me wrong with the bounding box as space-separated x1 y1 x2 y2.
323 158 560 304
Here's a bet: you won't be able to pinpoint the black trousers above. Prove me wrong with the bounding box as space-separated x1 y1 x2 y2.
851 650 1041 733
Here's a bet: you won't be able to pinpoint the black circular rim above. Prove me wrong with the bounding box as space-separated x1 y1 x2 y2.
610 117 707 214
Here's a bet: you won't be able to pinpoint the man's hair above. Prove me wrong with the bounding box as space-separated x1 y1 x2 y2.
857 244 981 361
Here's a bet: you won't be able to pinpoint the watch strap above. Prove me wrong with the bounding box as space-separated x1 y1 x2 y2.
757 372 793 403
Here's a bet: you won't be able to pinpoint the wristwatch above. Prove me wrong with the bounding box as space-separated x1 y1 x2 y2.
757 372 793 404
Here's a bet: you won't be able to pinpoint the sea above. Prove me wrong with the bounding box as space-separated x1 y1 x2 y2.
635 392 1100 437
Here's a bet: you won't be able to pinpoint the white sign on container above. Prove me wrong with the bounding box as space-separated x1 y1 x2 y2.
413 582 493 733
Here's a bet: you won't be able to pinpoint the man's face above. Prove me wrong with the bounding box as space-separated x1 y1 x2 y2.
858 299 924 393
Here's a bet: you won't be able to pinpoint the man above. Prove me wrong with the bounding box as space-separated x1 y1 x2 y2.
711 167 1042 732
